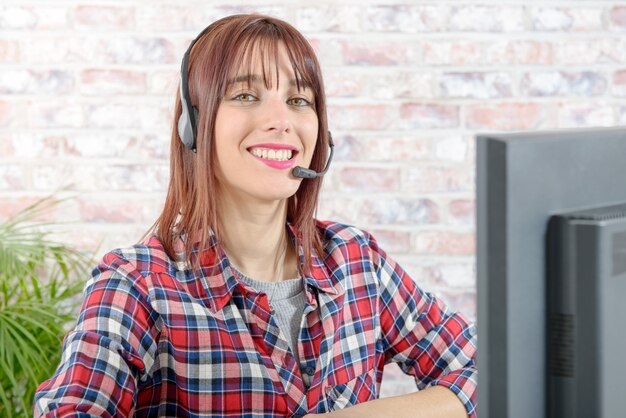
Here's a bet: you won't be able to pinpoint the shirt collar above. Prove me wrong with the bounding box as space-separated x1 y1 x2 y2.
175 222 343 314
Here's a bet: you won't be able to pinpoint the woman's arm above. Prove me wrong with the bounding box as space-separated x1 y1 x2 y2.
305 385 468 418
34 250 159 417
343 232 478 418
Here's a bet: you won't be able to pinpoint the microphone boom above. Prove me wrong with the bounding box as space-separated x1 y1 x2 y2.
291 132 334 179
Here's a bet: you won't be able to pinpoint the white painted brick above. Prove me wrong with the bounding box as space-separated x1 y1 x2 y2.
0 101 26 128
80 69 147 95
21 38 88 64
0 40 19 64
425 262 476 288
323 68 367 98
73 5 135 30
369 72 436 100
447 198 475 227
332 134 432 163
28 101 83 128
8 133 62 159
340 40 415 66
449 5 525 32
31 164 72 190
32 6 69 30
555 39 626 65
0 69 74 95
435 136 468 162
422 40 482 66
521 71 607 97
365 5 450 33
148 70 179 96
0 164 28 190
296 6 363 33
532 8 575 31
140 133 171 160
413 230 475 256
485 40 552 65
63 132 137 159
466 102 557 130
0 6 37 29
613 70 626 97
531 7 603 32
359 197 439 225
80 36 178 65
319 196 439 226
609 6 626 31
327 104 396 131
405 165 474 194
439 72 513 99
398 103 460 129
85 103 171 131
558 102 615 128
136 5 206 31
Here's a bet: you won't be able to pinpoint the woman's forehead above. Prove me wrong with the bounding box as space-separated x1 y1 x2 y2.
227 40 311 90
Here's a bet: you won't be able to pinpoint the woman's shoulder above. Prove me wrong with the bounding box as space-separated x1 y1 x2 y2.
315 219 377 248
97 234 177 278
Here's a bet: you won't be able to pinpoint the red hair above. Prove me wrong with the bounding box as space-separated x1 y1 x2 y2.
152 14 328 274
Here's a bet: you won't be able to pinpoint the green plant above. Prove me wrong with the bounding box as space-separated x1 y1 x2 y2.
0 196 93 417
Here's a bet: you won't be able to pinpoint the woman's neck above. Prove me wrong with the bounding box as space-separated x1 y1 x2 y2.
217 193 297 282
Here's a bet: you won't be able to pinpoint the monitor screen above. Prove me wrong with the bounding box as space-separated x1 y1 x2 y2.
476 127 626 418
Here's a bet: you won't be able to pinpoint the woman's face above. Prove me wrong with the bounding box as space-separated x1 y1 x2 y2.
213 42 319 205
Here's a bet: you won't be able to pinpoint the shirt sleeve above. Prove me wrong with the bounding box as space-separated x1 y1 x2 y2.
368 235 477 418
33 251 161 417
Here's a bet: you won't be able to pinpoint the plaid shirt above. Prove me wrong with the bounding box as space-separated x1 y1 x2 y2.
35 221 477 418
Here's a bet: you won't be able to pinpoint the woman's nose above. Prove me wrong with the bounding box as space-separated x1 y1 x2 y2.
260 95 291 134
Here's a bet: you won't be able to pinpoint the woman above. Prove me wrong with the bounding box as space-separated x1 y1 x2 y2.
35 14 477 418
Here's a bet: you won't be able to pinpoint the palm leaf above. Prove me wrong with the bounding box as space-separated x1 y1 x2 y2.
0 195 93 417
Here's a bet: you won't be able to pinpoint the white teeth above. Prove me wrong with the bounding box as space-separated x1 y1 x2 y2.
249 148 293 161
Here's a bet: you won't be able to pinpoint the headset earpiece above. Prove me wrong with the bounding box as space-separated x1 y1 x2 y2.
178 25 213 153
177 76 198 152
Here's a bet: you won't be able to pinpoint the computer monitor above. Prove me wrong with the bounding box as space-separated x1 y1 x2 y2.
476 127 626 418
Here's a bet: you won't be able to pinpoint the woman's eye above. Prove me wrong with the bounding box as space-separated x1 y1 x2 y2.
288 97 313 107
233 93 257 102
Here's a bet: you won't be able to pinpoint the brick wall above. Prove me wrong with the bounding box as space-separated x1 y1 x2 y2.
2 0 625 398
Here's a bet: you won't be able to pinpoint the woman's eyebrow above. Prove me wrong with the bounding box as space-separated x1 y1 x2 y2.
289 78 313 91
227 74 312 90
226 74 262 86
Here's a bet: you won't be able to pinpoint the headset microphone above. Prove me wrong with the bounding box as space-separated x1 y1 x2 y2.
291 132 334 179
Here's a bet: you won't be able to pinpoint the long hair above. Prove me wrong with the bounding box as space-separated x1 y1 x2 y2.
152 14 328 274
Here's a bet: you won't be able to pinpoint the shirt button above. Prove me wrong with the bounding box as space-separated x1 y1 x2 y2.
270 308 275 315
305 366 315 376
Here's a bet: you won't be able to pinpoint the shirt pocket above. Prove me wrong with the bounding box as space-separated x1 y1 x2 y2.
324 367 378 411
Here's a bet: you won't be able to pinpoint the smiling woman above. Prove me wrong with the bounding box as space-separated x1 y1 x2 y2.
33 14 476 418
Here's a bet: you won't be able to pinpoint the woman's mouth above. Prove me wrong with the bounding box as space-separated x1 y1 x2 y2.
247 145 298 170
248 147 294 161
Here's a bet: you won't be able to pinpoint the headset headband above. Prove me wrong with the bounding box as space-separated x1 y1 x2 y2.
177 24 216 152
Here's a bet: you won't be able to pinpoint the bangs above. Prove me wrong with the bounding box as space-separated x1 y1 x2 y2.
222 23 319 94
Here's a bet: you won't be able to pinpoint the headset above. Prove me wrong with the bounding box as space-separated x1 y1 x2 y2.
177 24 334 179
